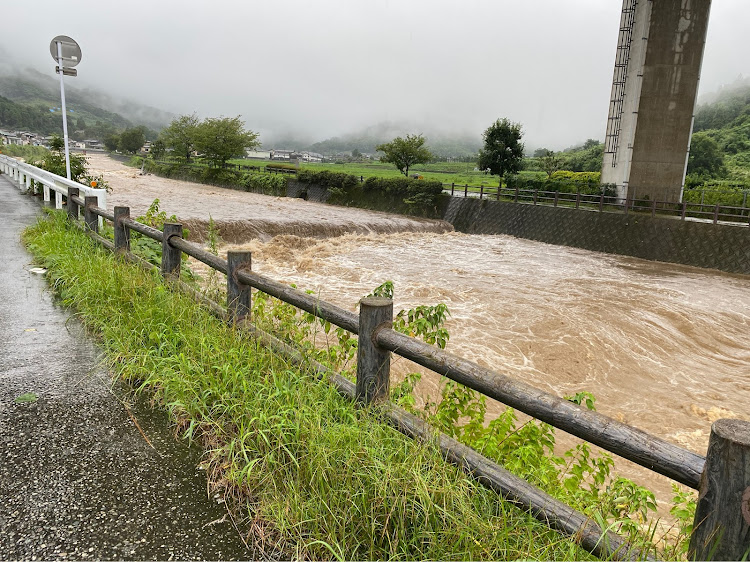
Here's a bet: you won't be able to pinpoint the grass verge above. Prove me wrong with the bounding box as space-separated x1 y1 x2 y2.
23 210 596 561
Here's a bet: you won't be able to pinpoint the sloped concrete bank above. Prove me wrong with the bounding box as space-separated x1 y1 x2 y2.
443 197 750 275
292 177 750 274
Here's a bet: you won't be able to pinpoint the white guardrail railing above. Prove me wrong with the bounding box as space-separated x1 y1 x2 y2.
0 154 107 218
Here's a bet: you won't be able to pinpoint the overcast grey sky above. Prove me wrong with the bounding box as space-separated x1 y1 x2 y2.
1 0 748 148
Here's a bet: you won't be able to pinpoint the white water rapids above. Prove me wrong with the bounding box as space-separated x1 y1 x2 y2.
92 154 750 508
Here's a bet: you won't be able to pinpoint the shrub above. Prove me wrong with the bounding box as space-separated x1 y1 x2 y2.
266 162 298 172
241 172 287 196
297 169 359 191
506 172 614 196
363 176 444 208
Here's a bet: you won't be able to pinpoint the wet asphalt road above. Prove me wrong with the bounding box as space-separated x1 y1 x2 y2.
0 175 255 560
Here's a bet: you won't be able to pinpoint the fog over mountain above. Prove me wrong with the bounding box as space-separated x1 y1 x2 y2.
1 1 749 150
0 64 174 131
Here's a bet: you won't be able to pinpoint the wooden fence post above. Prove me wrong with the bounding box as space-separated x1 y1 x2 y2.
84 195 98 233
161 223 183 279
227 251 252 324
113 206 130 253
689 419 750 561
67 187 79 222
356 297 393 405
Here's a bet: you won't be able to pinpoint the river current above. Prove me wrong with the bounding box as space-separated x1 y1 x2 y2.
91 154 749 507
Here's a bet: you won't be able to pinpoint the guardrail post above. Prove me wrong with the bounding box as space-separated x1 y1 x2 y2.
651 199 657 218
713 204 720 224
464 184 468 197
161 223 183 279
356 297 393 405
599 193 604 212
55 189 63 210
25 173 32 193
67 187 80 221
479 185 484 199
688 419 750 561
227 251 252 324
514 186 519 202
451 182 455 196
554 191 560 208
84 195 98 233
113 206 131 253
682 201 688 221
43 183 50 203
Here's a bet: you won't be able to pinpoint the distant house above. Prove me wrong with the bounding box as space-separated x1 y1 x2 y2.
140 141 152 155
3 135 23 146
299 151 324 163
84 139 102 149
246 149 271 160
270 149 294 161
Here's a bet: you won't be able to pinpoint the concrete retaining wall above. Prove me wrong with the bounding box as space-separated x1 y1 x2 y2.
444 197 750 275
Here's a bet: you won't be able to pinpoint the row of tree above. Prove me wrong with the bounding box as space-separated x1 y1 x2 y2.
375 120 730 186
153 114 260 167
375 118 526 182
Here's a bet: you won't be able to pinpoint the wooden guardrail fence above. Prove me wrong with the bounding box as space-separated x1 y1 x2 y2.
46 185 750 560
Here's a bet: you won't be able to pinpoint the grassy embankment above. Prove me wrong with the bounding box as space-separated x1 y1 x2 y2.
23 210 603 561
228 157 543 187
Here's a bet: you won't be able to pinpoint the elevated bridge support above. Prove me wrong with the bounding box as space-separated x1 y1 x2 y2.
602 0 712 203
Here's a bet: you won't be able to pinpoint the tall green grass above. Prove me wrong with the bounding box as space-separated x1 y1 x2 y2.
23 210 596 560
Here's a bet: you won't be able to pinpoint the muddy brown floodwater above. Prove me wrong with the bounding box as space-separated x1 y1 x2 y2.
91 154 750 513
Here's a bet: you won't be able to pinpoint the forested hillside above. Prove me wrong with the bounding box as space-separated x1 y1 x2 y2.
0 69 172 139
691 82 750 182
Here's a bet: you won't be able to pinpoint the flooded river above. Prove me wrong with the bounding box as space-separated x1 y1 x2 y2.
91 154 750 507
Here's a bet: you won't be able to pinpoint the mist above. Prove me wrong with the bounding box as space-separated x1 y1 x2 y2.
1 0 749 150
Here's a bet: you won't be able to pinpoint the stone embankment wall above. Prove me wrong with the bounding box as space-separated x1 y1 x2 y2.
444 197 750 275
291 179 750 274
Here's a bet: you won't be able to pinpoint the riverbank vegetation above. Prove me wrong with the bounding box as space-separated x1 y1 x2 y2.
22 209 697 560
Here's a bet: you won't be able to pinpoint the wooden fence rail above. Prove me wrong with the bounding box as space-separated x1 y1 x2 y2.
30 185 750 560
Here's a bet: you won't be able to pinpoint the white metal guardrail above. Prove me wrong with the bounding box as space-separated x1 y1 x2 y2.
0 154 107 213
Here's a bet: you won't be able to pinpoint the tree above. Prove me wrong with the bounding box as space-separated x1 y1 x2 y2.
49 134 65 152
194 116 260 168
477 118 524 181
149 138 166 160
375 134 433 177
539 149 562 178
562 140 604 172
118 126 146 154
687 132 727 178
103 133 120 152
161 114 200 162
39 136 88 181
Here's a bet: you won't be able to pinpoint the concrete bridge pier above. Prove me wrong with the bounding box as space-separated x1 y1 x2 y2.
601 0 712 203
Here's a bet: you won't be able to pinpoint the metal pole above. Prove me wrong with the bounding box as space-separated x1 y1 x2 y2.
56 41 72 180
